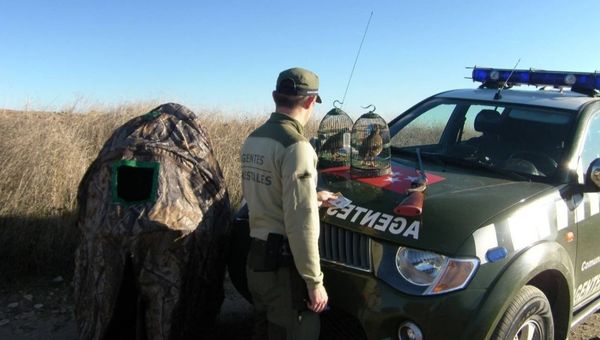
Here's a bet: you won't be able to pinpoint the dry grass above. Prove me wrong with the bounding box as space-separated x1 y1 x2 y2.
390 124 446 147
0 104 319 276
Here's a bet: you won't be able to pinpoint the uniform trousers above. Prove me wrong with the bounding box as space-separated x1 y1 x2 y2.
246 265 320 340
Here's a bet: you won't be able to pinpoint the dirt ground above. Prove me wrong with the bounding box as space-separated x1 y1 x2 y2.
0 275 255 340
0 276 598 340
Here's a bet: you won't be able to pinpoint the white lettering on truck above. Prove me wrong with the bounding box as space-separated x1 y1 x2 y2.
582 256 600 272
574 273 600 305
326 205 420 240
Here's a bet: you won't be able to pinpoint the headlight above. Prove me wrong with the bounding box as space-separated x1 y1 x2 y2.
395 247 479 295
396 247 445 286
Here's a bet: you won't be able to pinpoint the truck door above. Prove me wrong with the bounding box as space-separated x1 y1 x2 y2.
574 112 600 307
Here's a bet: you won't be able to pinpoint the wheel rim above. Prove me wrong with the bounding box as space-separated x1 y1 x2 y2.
514 318 543 340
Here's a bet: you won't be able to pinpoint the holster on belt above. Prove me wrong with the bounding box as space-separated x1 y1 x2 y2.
247 234 309 310
248 233 289 271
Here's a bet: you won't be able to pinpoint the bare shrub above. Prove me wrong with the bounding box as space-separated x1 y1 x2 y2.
0 105 321 276
196 113 267 208
390 124 446 147
0 105 155 274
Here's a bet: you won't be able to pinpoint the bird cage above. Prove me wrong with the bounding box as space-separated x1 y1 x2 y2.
317 106 353 169
350 107 391 177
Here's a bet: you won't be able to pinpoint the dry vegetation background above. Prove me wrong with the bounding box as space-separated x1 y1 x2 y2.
0 103 318 277
1 104 599 339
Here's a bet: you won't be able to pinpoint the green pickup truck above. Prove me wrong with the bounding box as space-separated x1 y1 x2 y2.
229 68 600 340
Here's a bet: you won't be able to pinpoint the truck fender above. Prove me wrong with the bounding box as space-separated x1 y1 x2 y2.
462 241 574 339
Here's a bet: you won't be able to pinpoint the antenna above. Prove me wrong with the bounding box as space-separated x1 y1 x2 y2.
494 58 521 100
340 11 373 108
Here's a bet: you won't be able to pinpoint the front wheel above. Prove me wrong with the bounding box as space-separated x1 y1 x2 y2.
492 285 554 340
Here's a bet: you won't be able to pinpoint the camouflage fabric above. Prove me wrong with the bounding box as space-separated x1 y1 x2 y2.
73 103 231 340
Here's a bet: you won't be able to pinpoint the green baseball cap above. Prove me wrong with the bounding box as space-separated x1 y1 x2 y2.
275 67 322 103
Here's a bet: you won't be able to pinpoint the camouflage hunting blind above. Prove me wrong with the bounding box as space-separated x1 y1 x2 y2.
350 110 391 177
74 103 231 340
317 107 353 169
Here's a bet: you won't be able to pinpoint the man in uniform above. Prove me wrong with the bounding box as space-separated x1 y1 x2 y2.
241 67 337 339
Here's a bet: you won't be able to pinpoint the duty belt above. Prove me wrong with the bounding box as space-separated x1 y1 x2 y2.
248 237 309 311
248 235 294 271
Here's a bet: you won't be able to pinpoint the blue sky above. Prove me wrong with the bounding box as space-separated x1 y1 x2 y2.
1 0 599 121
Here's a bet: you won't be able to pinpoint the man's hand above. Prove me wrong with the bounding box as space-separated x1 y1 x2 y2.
317 191 338 207
307 285 328 313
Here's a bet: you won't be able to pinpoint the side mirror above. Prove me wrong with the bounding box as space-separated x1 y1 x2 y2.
585 158 600 191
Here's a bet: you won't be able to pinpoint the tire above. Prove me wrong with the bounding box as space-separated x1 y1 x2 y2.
492 285 554 340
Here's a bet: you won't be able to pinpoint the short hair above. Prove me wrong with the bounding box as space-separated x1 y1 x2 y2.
273 92 309 109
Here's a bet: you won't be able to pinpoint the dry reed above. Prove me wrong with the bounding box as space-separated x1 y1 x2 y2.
0 104 319 276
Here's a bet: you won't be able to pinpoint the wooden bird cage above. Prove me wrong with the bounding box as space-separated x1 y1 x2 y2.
317 107 353 169
350 109 391 177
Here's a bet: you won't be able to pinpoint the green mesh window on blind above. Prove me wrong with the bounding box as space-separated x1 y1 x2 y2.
112 160 159 205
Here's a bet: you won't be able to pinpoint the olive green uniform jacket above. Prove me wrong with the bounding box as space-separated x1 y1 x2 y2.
241 112 323 289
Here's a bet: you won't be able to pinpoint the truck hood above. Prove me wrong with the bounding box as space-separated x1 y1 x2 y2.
318 160 554 255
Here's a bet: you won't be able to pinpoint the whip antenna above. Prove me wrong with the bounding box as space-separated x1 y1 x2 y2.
340 11 373 108
494 58 521 100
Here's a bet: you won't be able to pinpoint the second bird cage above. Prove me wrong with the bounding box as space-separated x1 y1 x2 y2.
351 110 391 177
317 107 353 169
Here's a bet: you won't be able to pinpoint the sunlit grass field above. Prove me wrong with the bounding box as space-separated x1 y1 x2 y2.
0 103 322 276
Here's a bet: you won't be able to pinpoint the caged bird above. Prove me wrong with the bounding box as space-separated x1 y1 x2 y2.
319 131 346 160
358 125 383 167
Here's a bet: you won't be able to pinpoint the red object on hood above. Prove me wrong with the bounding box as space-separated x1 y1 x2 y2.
319 165 445 195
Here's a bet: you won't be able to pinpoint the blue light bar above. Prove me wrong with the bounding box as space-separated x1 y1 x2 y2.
472 67 599 92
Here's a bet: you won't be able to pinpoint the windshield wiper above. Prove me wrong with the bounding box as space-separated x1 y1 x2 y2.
391 147 448 165
421 152 530 181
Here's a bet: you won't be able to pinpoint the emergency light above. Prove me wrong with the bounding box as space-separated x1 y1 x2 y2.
472 67 600 93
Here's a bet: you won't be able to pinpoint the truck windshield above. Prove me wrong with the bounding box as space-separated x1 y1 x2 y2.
389 99 575 179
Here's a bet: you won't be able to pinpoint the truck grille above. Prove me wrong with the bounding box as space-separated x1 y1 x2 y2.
319 223 371 271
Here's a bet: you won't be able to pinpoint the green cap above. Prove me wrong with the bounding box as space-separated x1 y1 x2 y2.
275 67 322 103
